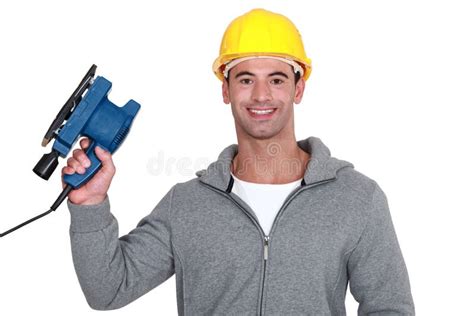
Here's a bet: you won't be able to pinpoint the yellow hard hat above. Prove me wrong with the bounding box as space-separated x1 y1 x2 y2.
212 8 312 81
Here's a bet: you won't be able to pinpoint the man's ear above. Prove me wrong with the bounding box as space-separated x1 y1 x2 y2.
222 79 231 104
294 78 305 104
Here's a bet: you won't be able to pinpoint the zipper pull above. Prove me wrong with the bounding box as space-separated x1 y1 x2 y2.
264 236 270 260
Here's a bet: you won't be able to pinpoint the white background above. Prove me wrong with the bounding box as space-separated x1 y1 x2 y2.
0 0 473 315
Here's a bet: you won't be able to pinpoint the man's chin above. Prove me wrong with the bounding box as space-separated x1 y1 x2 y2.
246 130 279 141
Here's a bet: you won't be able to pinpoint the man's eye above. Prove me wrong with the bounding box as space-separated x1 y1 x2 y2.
271 78 284 85
240 78 253 84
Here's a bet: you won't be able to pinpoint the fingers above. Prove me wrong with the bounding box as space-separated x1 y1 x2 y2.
62 165 75 175
80 137 90 150
65 148 91 174
62 145 115 177
67 156 85 174
60 142 116 203
73 148 91 168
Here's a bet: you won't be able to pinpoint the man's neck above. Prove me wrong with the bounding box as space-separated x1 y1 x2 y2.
232 135 310 184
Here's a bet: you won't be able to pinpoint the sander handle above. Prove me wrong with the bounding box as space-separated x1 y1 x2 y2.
63 140 104 189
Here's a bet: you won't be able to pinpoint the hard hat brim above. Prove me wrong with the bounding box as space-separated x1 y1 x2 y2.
213 53 312 81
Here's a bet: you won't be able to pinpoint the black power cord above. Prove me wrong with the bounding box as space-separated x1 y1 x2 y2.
0 185 73 238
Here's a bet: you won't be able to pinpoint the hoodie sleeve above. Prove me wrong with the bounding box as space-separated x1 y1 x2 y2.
68 186 176 310
347 183 415 315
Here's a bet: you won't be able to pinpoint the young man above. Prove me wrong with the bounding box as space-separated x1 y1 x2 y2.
64 8 415 315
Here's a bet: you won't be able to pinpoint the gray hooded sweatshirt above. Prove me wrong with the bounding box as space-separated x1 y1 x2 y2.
68 137 415 315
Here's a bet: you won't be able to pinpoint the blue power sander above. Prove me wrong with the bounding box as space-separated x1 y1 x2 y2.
0 65 140 237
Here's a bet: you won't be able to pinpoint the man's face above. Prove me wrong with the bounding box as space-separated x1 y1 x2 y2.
222 58 305 141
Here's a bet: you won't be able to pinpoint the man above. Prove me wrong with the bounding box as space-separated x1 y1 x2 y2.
64 8 415 315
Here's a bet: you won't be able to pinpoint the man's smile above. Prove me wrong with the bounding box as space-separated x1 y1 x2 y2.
246 107 277 119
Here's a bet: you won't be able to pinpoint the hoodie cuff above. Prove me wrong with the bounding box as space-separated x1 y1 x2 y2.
68 196 114 233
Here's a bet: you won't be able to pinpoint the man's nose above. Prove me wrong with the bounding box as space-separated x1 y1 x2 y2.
251 81 272 103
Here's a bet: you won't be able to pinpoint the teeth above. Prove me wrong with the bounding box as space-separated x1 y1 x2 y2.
249 109 275 115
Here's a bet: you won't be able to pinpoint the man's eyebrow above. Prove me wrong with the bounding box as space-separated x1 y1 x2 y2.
234 71 255 78
269 71 289 79
234 71 290 79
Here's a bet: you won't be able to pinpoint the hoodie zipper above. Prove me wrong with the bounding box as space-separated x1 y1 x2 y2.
200 177 336 315
261 235 269 315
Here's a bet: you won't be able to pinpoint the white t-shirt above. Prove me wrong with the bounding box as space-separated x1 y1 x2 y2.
231 172 303 236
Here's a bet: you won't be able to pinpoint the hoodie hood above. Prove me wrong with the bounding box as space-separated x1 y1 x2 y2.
196 136 354 191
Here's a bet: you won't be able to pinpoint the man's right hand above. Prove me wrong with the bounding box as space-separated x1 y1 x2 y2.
61 137 116 205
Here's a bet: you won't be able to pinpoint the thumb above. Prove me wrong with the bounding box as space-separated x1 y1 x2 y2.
95 146 115 174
